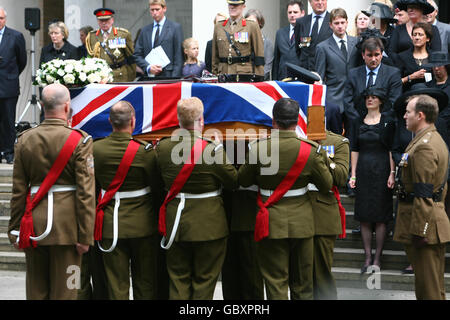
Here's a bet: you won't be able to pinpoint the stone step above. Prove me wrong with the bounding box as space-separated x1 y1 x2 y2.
0 201 10 216
0 193 11 201
333 247 450 273
0 234 14 252
0 183 12 193
0 216 9 233
0 252 26 272
332 267 450 292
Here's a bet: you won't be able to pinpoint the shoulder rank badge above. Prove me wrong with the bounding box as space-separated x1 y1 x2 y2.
322 145 335 158
399 153 409 167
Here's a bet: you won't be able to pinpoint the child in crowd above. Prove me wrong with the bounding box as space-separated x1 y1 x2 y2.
182 38 206 78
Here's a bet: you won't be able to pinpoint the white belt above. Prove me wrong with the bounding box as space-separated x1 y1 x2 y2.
307 183 319 192
161 189 222 250
259 187 308 197
10 185 77 243
98 187 151 253
238 185 258 192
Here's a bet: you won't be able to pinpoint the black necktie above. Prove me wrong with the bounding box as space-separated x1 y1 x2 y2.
153 23 160 48
340 40 348 60
310 15 320 38
367 71 375 88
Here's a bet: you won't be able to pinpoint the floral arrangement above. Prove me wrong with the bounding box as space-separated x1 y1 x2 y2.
34 57 114 87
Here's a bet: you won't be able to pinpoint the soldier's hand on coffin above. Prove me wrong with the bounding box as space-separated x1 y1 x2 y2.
412 235 428 248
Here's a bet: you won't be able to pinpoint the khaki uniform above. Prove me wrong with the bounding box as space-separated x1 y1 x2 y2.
394 125 450 300
156 130 238 300
86 27 136 82
221 152 264 299
238 130 333 300
93 132 161 300
8 119 96 300
309 131 349 300
212 17 265 76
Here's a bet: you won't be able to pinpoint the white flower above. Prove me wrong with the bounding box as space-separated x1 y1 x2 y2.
63 74 75 84
79 72 87 82
53 59 63 68
87 73 101 83
57 69 65 77
45 75 55 84
64 64 74 74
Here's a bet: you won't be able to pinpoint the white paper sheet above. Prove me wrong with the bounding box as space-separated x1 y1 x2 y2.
145 46 171 68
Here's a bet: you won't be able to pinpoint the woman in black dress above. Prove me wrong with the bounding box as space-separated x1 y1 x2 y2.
389 0 441 64
349 87 396 273
398 22 433 92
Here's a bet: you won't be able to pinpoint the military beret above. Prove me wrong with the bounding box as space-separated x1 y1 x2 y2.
94 8 115 20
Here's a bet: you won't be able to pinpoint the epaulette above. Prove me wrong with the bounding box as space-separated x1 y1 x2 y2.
116 27 130 34
421 132 432 144
133 137 153 150
342 138 349 144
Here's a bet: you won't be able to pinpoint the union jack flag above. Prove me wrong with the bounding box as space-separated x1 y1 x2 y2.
70 81 326 139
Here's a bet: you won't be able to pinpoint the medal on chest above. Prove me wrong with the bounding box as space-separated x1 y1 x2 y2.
322 145 335 159
234 32 249 43
399 153 409 167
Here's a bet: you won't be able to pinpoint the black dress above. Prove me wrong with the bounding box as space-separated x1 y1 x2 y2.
397 48 432 92
39 40 80 67
350 115 394 223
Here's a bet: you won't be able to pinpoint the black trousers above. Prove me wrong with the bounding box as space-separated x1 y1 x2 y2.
0 97 18 155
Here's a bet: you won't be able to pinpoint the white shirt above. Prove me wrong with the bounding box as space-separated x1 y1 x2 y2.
0 27 4 45
333 33 348 51
289 24 295 41
309 11 327 36
152 16 166 48
366 64 381 87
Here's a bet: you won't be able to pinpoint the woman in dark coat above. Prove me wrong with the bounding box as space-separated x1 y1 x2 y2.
398 22 434 92
39 21 79 67
389 0 441 64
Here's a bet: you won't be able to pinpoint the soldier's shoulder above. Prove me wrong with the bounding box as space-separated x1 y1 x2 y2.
298 137 319 148
326 131 349 145
71 128 93 144
132 137 153 150
116 27 131 35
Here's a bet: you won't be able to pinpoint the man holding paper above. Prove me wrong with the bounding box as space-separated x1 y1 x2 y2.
134 0 184 79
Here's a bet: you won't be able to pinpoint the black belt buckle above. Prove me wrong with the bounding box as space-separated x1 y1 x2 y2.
227 56 233 65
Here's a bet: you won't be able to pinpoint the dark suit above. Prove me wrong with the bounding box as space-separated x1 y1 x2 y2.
315 35 358 113
294 12 333 71
205 39 213 73
344 63 402 123
0 26 27 157
397 48 432 92
434 20 450 54
133 19 183 78
272 25 301 80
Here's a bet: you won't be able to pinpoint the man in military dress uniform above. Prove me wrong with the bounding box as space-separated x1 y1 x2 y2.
93 101 161 300
86 8 136 82
8 83 96 300
238 98 334 300
212 0 265 82
156 97 238 300
307 131 349 300
394 91 450 300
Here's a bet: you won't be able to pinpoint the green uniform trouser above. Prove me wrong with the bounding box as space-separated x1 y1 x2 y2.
405 243 447 300
78 245 109 300
221 231 264 300
257 237 314 300
312 235 337 300
167 237 227 300
25 245 82 300
102 235 159 300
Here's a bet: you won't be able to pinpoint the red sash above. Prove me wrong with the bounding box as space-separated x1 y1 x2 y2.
255 142 312 242
158 138 208 236
94 140 141 241
19 130 83 249
332 186 346 239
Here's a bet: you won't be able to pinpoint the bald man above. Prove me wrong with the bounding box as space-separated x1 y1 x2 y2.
93 101 162 300
8 83 96 300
